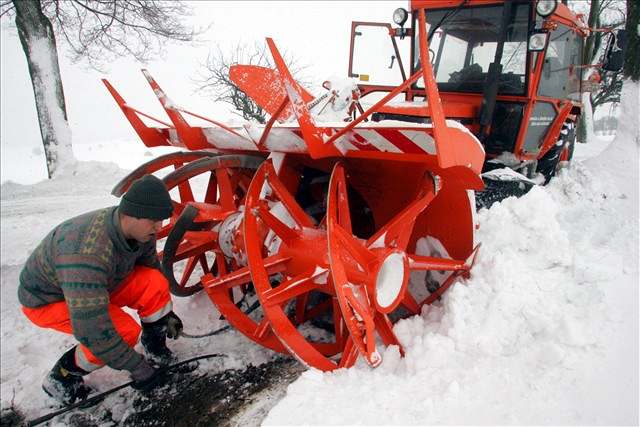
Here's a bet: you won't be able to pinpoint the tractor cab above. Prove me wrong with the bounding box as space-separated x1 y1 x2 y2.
349 0 590 181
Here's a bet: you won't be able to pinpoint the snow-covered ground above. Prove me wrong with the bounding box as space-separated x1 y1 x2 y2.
2 83 639 425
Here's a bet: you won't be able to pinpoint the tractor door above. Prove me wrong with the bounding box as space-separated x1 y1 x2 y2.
348 22 411 97
521 24 583 155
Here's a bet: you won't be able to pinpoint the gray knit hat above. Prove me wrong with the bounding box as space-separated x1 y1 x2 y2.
119 175 173 220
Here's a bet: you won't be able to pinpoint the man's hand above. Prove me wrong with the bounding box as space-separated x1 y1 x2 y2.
130 359 164 391
166 311 183 339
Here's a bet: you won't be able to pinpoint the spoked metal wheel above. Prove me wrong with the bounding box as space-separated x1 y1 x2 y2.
160 155 288 353
161 155 263 295
244 160 478 370
326 162 476 367
111 151 219 198
244 160 360 370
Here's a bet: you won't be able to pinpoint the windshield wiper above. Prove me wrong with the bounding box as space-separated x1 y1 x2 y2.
479 0 514 140
427 0 469 42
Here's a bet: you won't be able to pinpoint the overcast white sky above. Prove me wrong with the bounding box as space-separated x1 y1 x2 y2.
1 1 403 183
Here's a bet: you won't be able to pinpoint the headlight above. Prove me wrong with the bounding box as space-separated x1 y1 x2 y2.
393 8 408 26
528 33 548 51
536 0 558 17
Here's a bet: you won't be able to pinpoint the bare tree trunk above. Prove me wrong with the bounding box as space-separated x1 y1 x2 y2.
624 0 639 81
13 0 75 179
578 0 601 144
583 0 600 66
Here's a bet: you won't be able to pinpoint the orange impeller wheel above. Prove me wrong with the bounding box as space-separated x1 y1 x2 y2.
325 162 475 368
244 160 360 370
161 155 288 353
161 155 262 296
244 160 476 370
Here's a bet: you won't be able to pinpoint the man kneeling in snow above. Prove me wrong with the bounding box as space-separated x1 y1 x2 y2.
17 175 184 405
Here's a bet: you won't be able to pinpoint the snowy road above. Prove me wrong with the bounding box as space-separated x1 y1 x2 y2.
0 160 278 425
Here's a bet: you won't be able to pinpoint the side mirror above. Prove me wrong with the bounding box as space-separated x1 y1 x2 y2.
603 29 627 72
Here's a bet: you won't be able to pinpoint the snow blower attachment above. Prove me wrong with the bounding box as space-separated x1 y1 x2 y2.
104 7 489 371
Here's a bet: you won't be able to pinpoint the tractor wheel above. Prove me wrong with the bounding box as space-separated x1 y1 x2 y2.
243 160 474 370
537 121 576 184
559 120 577 163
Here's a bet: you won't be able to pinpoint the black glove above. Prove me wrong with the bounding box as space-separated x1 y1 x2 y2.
166 311 183 340
130 359 164 391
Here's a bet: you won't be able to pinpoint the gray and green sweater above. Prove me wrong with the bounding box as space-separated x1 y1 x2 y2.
18 206 164 372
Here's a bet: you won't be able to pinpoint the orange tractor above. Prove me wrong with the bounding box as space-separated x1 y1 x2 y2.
103 0 617 371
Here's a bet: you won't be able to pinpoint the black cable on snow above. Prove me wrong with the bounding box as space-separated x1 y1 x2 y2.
27 298 263 425
179 299 261 339
179 327 233 339
26 352 227 427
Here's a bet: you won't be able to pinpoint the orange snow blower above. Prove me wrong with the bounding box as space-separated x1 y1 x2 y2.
104 0 615 371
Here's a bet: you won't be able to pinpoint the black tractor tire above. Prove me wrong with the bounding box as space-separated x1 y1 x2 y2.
536 120 577 184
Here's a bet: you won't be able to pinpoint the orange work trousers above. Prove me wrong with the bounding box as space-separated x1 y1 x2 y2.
22 266 172 371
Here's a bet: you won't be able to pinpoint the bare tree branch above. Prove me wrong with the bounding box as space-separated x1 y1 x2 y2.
193 42 312 124
0 0 15 18
15 0 202 70
1 0 203 177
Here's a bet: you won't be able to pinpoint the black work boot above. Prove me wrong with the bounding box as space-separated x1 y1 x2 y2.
141 314 198 374
141 317 174 367
42 347 95 406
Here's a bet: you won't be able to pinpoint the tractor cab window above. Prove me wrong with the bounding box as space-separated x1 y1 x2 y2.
413 3 530 95
538 25 583 100
350 23 411 88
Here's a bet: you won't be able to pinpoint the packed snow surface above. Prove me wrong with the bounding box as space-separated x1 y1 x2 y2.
1 83 638 425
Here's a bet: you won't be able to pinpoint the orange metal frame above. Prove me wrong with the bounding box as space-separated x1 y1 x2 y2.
99 0 611 374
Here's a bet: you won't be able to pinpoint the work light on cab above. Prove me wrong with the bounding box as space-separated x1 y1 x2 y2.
393 8 408 26
536 0 557 17
529 32 548 51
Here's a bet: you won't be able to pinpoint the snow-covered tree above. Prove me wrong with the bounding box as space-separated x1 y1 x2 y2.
568 0 626 142
0 0 196 178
